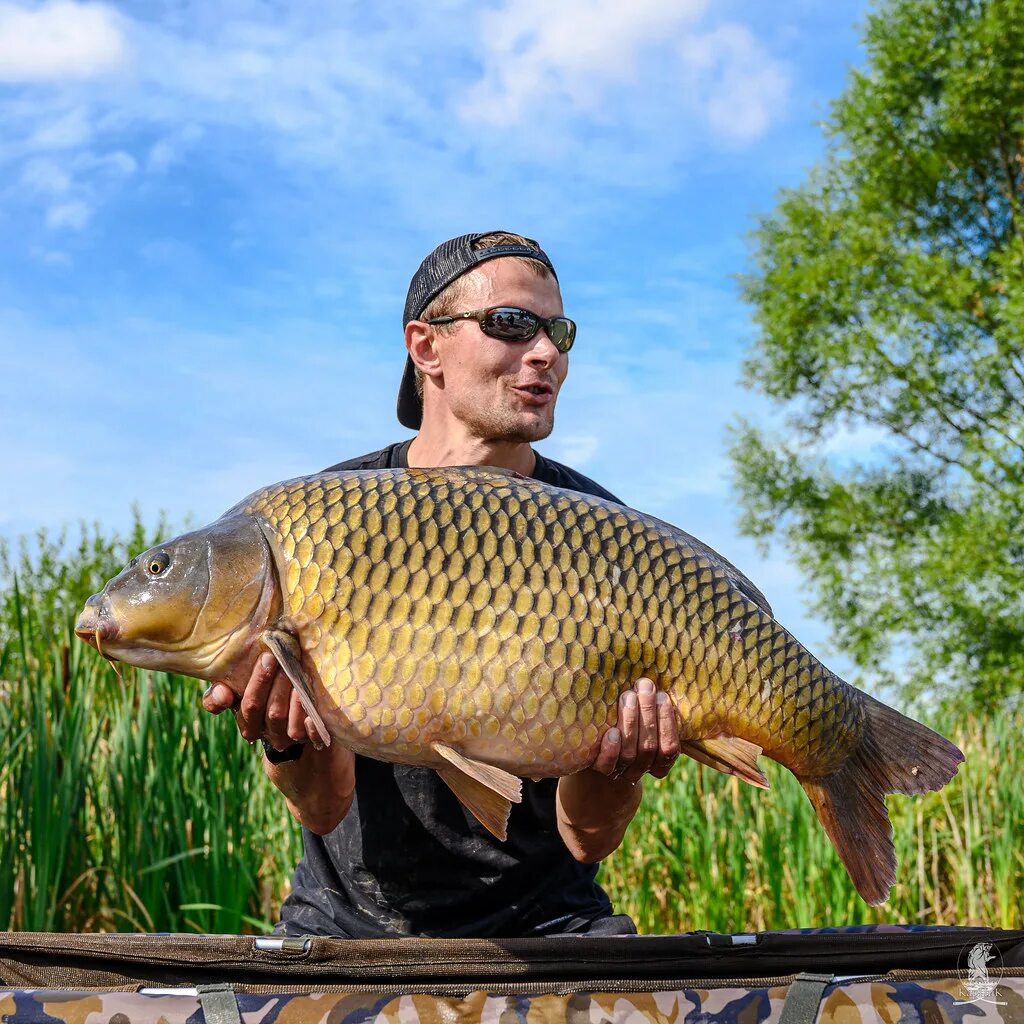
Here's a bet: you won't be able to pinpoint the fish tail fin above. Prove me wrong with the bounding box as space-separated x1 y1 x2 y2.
799 693 963 905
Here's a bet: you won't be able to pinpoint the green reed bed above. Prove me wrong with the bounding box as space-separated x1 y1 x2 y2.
0 521 303 933
0 520 1020 932
603 712 1023 932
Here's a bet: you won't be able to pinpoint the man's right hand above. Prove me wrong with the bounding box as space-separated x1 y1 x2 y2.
202 653 356 834
203 652 321 750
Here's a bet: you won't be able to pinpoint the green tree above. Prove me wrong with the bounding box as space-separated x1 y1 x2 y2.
732 0 1024 709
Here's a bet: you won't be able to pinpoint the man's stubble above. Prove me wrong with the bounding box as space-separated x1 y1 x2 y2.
454 390 557 446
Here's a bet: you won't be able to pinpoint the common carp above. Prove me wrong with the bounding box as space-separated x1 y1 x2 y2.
75 467 963 904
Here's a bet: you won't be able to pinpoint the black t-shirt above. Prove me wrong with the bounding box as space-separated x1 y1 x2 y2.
275 441 627 938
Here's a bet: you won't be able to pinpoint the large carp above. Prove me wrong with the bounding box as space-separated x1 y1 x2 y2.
75 467 963 904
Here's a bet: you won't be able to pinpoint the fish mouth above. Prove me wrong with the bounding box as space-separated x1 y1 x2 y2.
74 597 121 649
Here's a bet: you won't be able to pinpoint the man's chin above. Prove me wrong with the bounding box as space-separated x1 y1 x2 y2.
496 415 555 444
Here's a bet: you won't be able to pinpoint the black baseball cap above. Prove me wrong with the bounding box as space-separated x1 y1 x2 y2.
397 231 558 430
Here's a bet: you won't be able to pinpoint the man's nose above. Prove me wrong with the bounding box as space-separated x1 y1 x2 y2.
525 331 561 365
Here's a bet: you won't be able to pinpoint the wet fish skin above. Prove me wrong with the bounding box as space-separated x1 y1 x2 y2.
77 466 964 904
243 468 841 777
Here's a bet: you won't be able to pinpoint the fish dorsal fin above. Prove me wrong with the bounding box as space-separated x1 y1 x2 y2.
261 628 332 749
679 737 769 789
432 742 523 841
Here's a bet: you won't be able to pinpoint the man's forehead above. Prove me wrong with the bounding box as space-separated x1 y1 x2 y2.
460 257 563 308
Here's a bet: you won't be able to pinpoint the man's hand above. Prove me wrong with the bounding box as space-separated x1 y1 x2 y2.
556 677 680 863
202 652 321 750
202 653 355 834
588 677 680 784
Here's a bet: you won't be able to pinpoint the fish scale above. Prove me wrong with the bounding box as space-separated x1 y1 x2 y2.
76 464 964 904
246 468 854 779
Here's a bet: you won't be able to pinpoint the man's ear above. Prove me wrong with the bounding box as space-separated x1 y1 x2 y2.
405 321 443 380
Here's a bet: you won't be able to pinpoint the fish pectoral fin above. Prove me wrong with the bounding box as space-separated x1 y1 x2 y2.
431 742 523 803
261 629 331 749
679 737 769 789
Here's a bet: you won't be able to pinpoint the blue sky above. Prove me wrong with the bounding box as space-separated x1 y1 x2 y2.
1 0 877 679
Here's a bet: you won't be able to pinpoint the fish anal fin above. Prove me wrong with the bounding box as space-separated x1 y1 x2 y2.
679 737 769 789
431 742 523 803
436 766 515 842
261 628 331 748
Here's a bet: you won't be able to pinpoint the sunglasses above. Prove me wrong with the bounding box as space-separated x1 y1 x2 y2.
426 306 576 353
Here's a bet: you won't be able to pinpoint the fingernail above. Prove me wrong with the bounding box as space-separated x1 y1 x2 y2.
623 692 637 708
637 678 655 695
656 692 668 705
607 727 620 744
203 685 213 700
260 652 275 671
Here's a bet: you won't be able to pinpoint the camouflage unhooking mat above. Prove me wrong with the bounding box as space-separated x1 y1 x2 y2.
1 925 1022 1024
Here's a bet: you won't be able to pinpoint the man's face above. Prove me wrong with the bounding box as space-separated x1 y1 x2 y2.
430 257 569 444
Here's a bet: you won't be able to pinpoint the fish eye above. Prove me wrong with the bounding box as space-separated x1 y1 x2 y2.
147 551 171 576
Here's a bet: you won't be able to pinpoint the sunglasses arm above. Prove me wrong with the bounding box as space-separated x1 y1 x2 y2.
426 313 481 327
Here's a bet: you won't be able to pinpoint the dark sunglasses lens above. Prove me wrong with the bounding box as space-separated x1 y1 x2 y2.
484 307 538 340
548 318 575 352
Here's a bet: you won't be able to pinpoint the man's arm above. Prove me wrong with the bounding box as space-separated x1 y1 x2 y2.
203 654 355 835
265 742 355 835
555 678 679 863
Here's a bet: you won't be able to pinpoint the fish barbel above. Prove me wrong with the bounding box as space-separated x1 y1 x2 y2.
75 466 963 904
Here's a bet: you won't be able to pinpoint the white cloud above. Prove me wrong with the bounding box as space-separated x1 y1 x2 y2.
1 1 794 236
547 432 600 469
29 245 71 266
27 105 93 149
459 0 789 145
146 124 204 172
460 0 707 122
20 157 71 194
46 198 91 229
679 24 791 144
0 1 127 82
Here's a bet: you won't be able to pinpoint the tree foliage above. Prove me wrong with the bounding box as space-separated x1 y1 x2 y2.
732 0 1024 708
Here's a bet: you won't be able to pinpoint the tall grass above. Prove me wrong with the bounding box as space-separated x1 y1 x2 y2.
0 520 302 933
0 520 1019 933
604 712 1022 931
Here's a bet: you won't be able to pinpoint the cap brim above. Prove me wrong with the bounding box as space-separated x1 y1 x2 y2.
397 354 422 430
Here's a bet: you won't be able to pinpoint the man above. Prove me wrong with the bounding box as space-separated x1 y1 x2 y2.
203 231 680 937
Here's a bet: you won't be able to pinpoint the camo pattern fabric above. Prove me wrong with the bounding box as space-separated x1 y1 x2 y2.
3 977 1023 1024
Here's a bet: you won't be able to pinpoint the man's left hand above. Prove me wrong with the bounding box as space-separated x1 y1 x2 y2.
588 677 680 785
555 677 680 863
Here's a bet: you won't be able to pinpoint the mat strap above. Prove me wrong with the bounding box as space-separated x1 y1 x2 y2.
197 982 242 1024
779 971 835 1024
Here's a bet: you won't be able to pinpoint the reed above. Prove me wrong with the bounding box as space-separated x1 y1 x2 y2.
0 520 302 933
0 520 1019 933
603 712 1023 931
